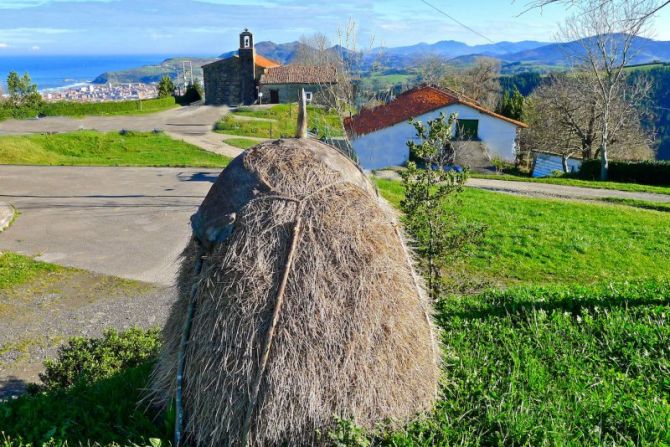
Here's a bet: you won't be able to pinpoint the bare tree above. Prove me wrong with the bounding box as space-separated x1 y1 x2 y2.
522 73 654 171
522 0 669 23
560 0 656 179
293 32 338 66
441 57 502 110
416 54 450 86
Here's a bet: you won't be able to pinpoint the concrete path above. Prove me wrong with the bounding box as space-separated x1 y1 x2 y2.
0 165 221 285
0 104 247 158
373 170 670 203
0 104 227 135
466 178 670 203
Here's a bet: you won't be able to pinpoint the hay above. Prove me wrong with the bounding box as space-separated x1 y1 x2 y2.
147 138 440 446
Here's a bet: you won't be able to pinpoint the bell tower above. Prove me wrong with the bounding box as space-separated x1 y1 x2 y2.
239 29 256 105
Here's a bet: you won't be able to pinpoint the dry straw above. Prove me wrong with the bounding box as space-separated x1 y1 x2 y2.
147 138 440 446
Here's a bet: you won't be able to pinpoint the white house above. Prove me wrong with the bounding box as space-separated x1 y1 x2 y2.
344 85 528 170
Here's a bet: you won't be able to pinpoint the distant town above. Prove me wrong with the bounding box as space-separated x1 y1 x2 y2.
43 82 159 102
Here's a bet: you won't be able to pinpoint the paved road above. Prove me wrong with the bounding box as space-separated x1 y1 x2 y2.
0 165 221 285
374 170 670 203
0 104 244 159
466 178 670 203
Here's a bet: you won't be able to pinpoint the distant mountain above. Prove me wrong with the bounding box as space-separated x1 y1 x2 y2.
93 57 217 84
370 40 549 60
501 35 670 66
219 40 302 64
93 35 670 84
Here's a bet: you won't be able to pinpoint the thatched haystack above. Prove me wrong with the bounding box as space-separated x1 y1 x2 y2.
148 138 440 446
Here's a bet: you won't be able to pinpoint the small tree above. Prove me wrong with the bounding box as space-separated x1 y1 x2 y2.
498 86 525 120
401 113 483 299
157 76 175 98
6 71 43 113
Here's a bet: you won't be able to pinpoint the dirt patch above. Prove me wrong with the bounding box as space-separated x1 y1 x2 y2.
0 268 175 399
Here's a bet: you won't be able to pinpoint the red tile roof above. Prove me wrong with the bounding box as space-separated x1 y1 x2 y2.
259 65 338 85
255 54 280 69
344 85 527 137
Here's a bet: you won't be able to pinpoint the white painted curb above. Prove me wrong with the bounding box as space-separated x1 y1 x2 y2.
0 202 15 233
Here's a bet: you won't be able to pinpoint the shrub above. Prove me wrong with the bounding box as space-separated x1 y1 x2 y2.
38 328 160 390
579 159 670 185
0 329 166 446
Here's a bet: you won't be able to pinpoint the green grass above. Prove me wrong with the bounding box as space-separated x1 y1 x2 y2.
0 252 62 290
0 131 231 167
601 197 670 212
472 172 670 195
2 281 668 446
376 179 670 286
380 280 670 446
223 137 261 150
40 97 178 118
214 103 344 139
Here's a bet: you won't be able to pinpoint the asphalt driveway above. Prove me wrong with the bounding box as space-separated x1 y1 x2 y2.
0 165 221 285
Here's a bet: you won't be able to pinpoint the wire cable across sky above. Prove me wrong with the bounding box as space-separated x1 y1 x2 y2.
418 0 497 43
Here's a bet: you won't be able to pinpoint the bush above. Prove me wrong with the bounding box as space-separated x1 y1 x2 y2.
579 159 670 185
0 329 166 446
38 328 160 390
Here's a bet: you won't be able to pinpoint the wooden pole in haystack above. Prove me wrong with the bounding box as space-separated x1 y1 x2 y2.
296 88 308 139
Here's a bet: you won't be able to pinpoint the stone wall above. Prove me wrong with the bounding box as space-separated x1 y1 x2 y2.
203 58 242 106
259 83 335 106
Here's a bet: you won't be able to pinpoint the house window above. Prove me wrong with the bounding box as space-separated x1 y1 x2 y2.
304 91 313 102
243 36 250 48
456 119 479 140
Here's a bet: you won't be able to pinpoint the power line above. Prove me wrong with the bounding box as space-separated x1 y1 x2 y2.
418 0 496 44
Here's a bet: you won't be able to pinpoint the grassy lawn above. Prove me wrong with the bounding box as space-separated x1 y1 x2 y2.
381 280 670 445
215 103 344 139
40 97 178 118
377 179 670 286
0 131 231 167
472 172 670 195
0 252 63 290
223 137 261 150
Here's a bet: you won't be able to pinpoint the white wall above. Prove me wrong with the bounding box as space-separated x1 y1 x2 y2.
351 104 520 170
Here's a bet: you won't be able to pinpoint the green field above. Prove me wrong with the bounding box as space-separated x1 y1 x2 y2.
472 172 670 195
40 97 178 118
0 131 231 167
215 103 344 139
377 179 670 286
223 137 261 150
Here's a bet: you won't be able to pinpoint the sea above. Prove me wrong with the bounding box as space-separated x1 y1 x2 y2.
0 55 171 91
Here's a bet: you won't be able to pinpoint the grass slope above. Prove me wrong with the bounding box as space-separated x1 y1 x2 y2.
0 252 63 290
0 131 231 167
40 97 178 118
382 280 670 446
224 137 261 150
472 173 670 196
377 179 670 285
215 104 344 139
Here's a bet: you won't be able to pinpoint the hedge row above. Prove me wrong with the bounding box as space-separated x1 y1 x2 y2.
579 159 670 185
40 96 176 117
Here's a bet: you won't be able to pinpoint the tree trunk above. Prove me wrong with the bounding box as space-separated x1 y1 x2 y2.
562 154 570 173
600 114 609 181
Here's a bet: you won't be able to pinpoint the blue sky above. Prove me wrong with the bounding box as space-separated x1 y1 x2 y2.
0 0 669 55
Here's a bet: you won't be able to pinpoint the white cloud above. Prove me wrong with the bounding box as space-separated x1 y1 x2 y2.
0 0 115 8
31 45 40 50
0 42 9 48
